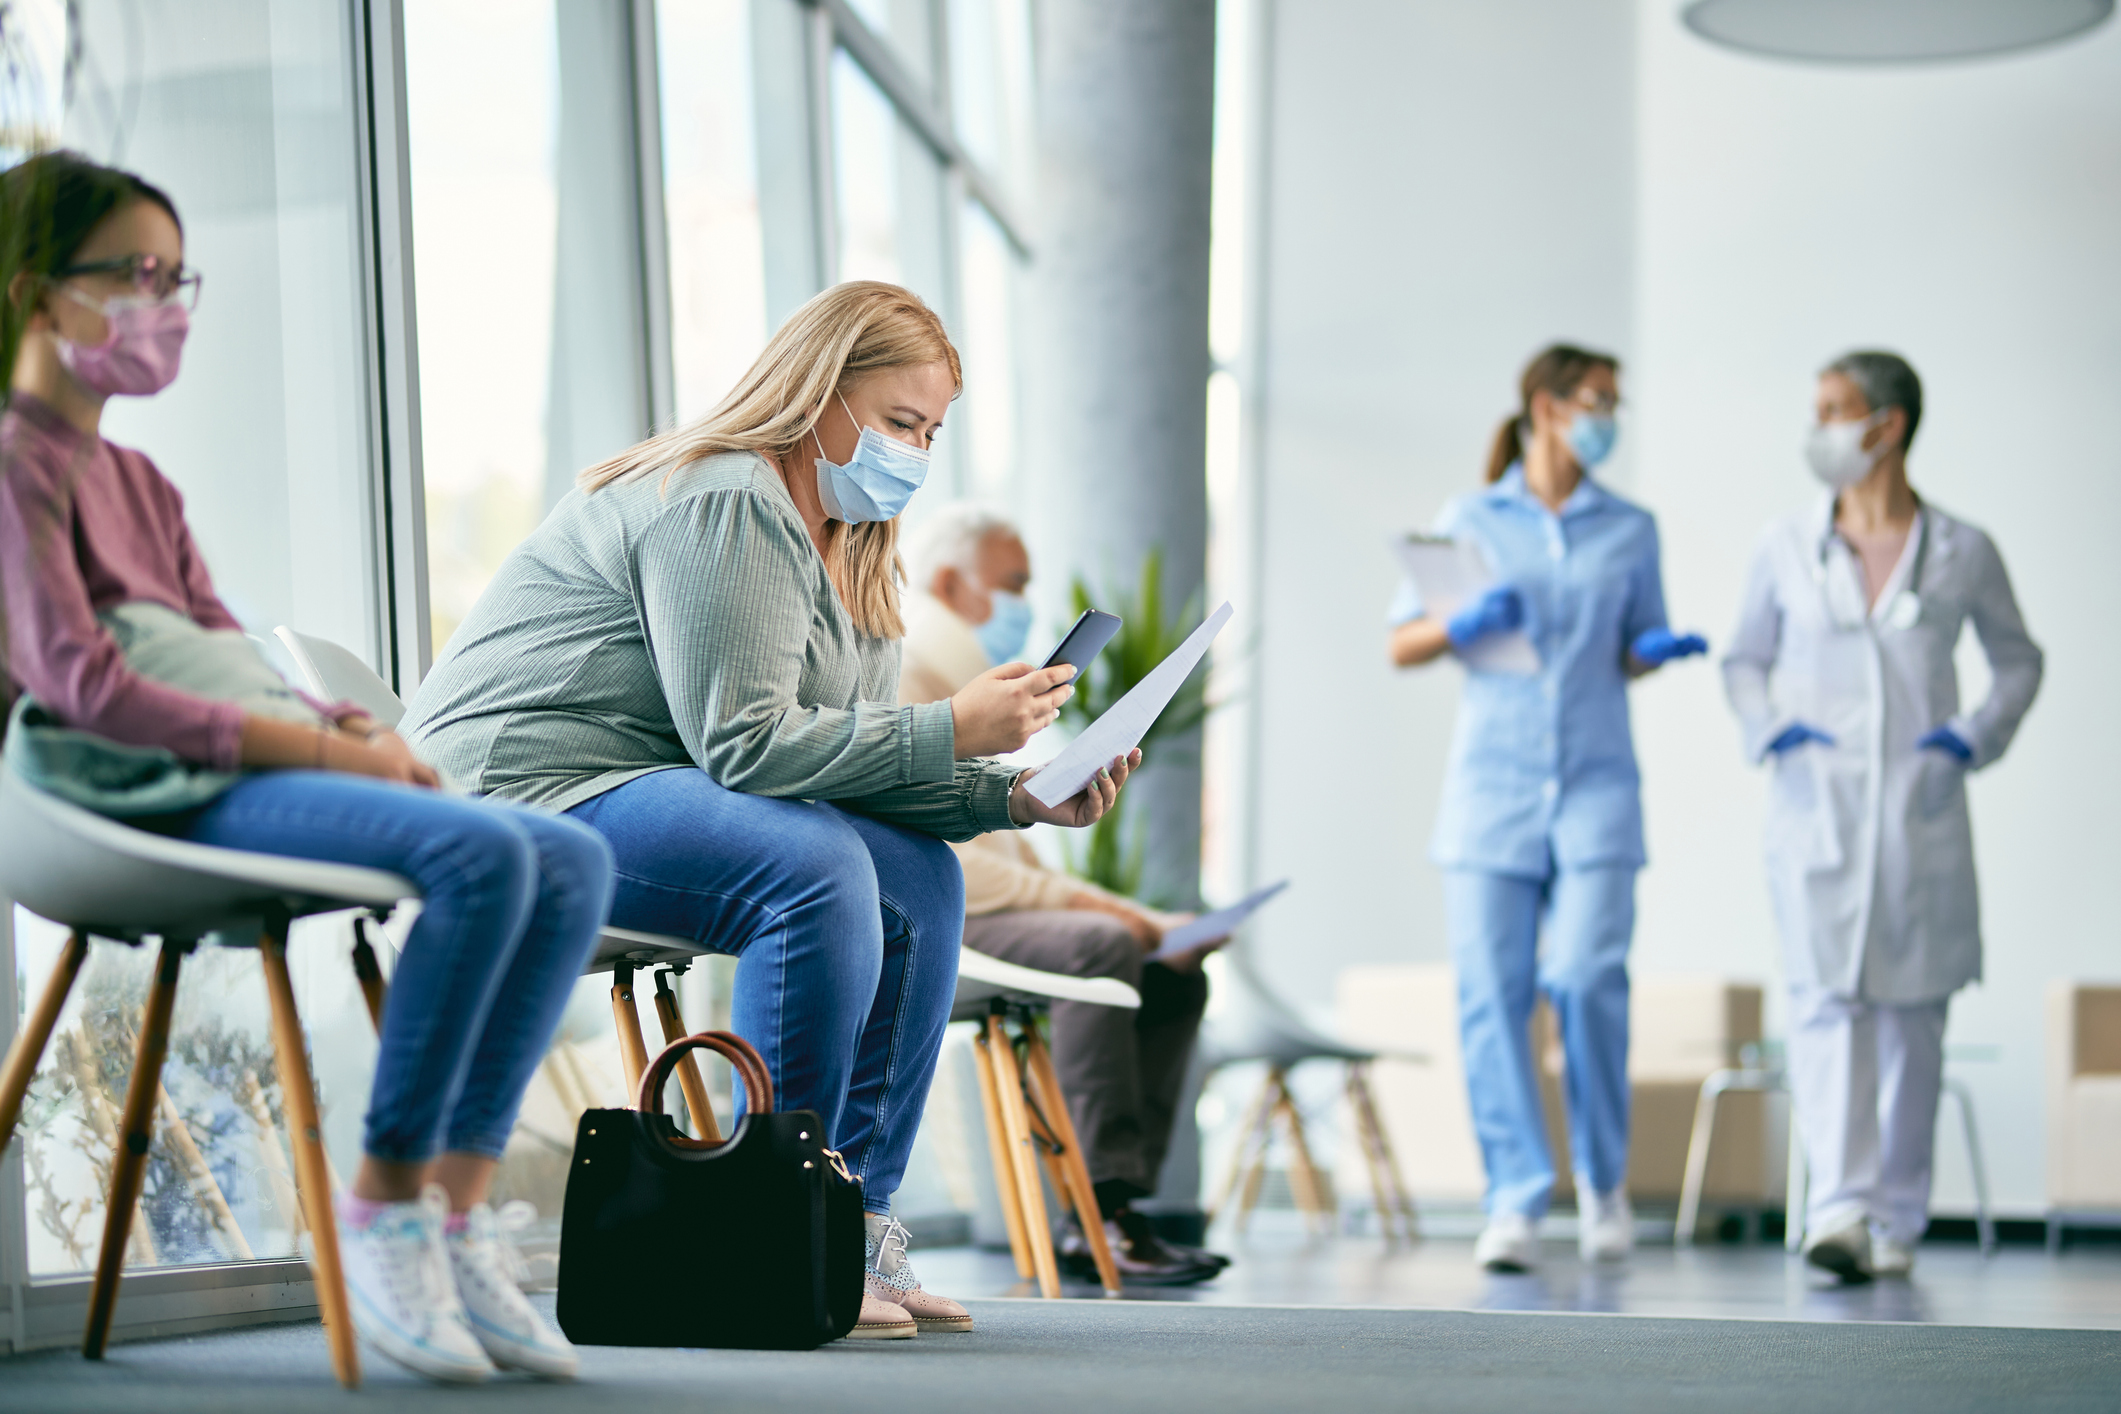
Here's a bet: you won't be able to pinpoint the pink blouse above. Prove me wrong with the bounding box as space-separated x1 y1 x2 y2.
1 393 248 769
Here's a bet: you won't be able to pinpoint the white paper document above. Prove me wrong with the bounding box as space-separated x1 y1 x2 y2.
1393 535 1540 675
1150 879 1289 962
1025 601 1233 808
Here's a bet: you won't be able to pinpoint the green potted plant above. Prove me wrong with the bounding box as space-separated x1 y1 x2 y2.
1055 546 1213 902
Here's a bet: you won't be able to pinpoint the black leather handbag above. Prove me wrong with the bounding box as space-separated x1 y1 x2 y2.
555 1031 865 1349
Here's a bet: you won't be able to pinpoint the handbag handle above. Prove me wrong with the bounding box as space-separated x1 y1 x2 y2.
636 1031 776 1143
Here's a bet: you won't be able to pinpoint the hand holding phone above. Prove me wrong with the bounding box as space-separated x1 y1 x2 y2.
1042 609 1122 680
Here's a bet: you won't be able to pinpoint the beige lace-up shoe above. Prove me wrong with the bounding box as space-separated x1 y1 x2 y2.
865 1213 974 1333
845 1291 917 1339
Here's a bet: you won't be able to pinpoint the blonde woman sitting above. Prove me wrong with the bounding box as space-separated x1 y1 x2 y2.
403 282 1136 1337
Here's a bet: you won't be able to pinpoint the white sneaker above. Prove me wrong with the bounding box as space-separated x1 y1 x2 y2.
1803 1212 1874 1283
447 1203 580 1379
1578 1186 1634 1262
1870 1233 1917 1277
336 1186 494 1384
1474 1212 1540 1272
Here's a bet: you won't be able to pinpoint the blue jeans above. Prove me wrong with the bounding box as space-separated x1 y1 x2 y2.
567 768 963 1211
162 772 613 1163
1444 864 1635 1218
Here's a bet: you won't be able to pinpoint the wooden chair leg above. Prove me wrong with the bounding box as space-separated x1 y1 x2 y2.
987 1017 1061 1298
83 939 185 1359
260 923 361 1390
1023 1025 1122 1297
651 970 720 1141
1272 1070 1334 1232
971 1024 1035 1280
350 919 387 1035
0 928 89 1154
1347 1063 1418 1241
610 964 650 1103
1207 1067 1277 1229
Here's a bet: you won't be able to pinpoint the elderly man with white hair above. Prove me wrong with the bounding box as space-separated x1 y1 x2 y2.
900 503 1228 1286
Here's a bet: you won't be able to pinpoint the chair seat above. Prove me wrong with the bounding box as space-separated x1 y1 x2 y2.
950 946 1141 1022
585 925 716 975
0 769 415 940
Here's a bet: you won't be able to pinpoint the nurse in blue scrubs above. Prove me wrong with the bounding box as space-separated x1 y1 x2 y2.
1387 344 1706 1273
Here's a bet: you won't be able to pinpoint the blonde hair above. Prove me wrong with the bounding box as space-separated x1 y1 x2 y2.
580 281 962 639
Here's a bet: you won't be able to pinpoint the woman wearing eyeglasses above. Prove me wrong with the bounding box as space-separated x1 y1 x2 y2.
2 151 617 1385
1386 344 1707 1273
1722 351 2041 1283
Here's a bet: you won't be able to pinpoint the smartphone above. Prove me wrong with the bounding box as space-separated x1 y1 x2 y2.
1041 609 1122 680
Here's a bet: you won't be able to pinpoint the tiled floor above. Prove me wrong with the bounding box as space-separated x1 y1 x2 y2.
911 1217 2121 1331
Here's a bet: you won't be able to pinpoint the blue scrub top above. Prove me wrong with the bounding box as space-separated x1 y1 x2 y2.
1389 466 1669 876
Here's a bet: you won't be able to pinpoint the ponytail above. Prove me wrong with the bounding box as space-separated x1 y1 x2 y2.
1484 415 1525 484
1485 342 1620 484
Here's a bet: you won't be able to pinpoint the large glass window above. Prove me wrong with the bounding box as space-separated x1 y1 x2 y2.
404 0 559 656
13 0 385 1278
955 199 1024 503
658 0 767 423
946 0 1035 203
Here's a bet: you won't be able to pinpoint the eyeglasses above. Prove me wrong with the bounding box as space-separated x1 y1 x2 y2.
1566 387 1622 416
55 253 203 311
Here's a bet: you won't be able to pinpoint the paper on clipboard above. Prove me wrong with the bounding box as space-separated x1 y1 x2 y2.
1026 601 1232 808
1149 879 1289 962
1393 535 1539 675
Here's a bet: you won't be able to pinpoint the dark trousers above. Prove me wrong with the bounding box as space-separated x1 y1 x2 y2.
960 910 1208 1202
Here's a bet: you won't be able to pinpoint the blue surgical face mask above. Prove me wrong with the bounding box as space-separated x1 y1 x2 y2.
813 394 931 523
1566 411 1618 470
973 589 1033 664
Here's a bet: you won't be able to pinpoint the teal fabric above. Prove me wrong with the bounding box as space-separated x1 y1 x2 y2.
3 601 327 817
5 693 239 817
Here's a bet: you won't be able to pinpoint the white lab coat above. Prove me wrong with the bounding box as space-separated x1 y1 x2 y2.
1722 496 2042 1003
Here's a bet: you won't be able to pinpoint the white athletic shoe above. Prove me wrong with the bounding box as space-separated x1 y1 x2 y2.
447 1203 580 1379
1870 1233 1917 1277
1578 1186 1634 1262
1803 1213 1874 1283
1475 1212 1540 1272
337 1186 494 1384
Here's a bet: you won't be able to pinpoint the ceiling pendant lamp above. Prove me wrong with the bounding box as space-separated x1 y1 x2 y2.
1681 0 2114 63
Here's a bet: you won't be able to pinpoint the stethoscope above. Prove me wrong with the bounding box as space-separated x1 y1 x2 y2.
1814 506 1926 632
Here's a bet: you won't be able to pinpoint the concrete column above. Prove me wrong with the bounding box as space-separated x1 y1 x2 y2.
1023 0 1217 912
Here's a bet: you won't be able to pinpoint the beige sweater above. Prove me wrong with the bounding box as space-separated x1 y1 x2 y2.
899 592 1127 918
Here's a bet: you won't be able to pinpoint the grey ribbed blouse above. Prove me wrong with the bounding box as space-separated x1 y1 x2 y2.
399 451 1019 842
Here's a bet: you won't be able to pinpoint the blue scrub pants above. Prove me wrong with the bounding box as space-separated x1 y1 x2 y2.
1444 864 1635 1218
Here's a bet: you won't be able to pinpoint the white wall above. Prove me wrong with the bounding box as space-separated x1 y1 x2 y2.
1242 0 2121 1213
1243 0 1638 998
1627 3 2121 1214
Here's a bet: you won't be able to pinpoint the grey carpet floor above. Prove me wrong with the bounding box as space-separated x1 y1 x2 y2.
4 1296 2118 1413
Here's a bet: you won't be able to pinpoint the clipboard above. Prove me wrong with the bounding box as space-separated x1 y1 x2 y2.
1393 535 1539 675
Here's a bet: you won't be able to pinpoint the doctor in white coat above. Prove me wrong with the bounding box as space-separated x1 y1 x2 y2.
1723 350 2041 1282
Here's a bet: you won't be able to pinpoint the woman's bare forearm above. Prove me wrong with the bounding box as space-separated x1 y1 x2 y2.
1389 616 1453 668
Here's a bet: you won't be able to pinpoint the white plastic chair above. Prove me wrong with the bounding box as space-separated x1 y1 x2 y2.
1673 1051 1996 1255
1197 948 1423 1240
272 627 723 1132
951 948 1138 1297
0 768 414 1387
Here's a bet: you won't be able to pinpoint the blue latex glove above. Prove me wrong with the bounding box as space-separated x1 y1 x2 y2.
1630 627 1709 666
1446 585 1525 650
1918 725 1973 763
1767 723 1834 755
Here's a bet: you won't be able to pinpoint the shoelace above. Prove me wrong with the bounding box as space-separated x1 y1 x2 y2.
870 1216 919 1291
373 1206 451 1324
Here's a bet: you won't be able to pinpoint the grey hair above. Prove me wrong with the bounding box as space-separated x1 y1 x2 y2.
1823 349 1923 452
904 501 1018 593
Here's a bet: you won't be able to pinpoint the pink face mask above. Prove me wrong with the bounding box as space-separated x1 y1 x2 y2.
54 288 190 397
